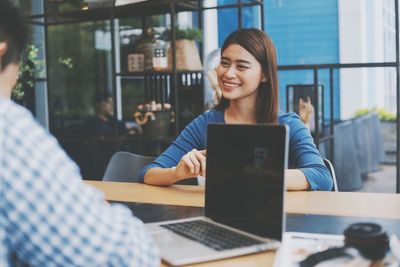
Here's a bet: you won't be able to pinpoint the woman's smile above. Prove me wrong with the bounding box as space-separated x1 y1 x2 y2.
221 80 241 91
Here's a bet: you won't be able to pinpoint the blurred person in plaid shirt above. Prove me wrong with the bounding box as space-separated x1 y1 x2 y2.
0 0 159 266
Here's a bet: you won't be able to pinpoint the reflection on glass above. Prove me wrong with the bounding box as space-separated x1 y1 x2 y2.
47 20 112 134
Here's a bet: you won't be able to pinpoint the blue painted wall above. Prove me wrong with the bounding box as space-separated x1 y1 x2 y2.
217 0 340 120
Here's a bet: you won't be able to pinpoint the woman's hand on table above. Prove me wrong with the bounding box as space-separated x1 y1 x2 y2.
174 149 207 180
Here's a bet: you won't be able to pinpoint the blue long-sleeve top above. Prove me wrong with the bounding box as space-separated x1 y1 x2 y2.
138 108 333 191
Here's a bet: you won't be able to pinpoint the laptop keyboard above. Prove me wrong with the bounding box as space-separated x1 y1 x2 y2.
160 220 264 251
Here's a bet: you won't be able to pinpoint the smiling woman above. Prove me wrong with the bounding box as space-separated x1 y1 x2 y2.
139 28 333 191
216 29 278 124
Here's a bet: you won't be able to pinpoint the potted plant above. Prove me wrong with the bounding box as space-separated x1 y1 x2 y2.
161 26 203 71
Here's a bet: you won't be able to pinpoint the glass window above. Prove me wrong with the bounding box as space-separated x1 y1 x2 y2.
279 69 340 121
47 20 112 135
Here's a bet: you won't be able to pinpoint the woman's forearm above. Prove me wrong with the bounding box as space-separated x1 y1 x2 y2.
143 167 180 185
286 169 310 191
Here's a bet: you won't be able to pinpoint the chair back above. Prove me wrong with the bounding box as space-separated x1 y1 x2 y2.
323 158 338 192
103 151 154 182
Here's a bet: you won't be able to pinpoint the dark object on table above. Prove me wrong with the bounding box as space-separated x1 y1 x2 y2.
344 222 389 260
300 222 389 267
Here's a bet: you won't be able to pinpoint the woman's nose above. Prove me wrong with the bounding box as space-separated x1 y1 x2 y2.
224 66 236 78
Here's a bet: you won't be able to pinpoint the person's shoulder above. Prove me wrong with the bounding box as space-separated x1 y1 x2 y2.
0 97 15 112
182 108 224 135
196 108 224 123
0 97 33 123
0 98 51 141
278 110 308 137
278 110 302 125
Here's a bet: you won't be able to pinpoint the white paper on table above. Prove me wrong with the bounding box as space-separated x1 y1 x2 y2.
274 232 373 267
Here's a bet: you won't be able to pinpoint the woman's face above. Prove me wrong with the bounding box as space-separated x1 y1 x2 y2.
216 44 264 103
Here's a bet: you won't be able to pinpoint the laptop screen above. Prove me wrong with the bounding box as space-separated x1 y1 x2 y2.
205 124 288 240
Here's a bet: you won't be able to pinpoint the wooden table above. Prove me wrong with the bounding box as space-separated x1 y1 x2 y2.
86 181 400 266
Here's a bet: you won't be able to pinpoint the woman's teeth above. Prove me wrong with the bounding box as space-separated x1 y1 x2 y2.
224 82 240 88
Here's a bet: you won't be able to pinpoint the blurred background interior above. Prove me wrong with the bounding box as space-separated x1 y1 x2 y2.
14 0 399 192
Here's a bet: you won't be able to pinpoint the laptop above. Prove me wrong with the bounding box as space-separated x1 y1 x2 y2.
145 123 289 266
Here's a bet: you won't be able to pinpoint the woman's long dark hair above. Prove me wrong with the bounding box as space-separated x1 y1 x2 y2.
216 28 279 123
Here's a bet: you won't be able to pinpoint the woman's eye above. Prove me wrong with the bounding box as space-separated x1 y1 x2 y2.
220 61 229 67
237 65 248 70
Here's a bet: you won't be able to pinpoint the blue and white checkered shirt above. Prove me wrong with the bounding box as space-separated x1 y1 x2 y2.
0 98 159 267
